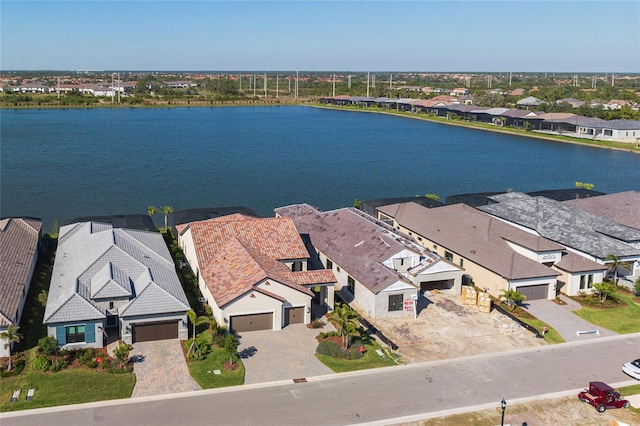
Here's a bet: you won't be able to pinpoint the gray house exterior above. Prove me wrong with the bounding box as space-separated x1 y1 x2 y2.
44 222 190 349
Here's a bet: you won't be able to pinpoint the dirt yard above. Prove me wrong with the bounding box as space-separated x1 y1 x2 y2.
371 292 547 363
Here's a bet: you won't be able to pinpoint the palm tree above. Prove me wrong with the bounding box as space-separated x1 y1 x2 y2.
1 325 23 371
605 254 631 285
147 205 157 217
160 205 173 232
328 304 360 349
186 309 211 357
499 288 526 311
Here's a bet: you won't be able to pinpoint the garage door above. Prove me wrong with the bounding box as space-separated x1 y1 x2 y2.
517 284 549 301
230 313 273 332
285 307 305 326
132 321 178 343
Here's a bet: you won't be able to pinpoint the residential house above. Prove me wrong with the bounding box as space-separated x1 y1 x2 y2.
44 222 190 348
478 192 640 286
450 88 469 96
176 214 336 332
362 196 443 220
375 202 601 299
557 98 585 108
275 204 463 320
564 191 640 232
576 119 640 143
0 218 42 357
516 96 545 110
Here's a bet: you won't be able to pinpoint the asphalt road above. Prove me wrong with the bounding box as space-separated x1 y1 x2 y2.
3 333 639 426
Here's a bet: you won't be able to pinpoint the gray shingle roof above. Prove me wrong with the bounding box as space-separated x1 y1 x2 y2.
479 193 640 259
44 222 189 325
0 218 42 327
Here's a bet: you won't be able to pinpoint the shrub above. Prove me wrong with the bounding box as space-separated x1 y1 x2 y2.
51 358 68 372
634 276 640 296
318 331 339 339
316 339 364 360
309 319 325 329
38 335 59 356
0 359 26 377
32 356 52 371
78 348 99 367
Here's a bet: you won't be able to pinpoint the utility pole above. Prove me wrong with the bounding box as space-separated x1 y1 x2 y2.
264 73 267 97
117 72 120 103
348 75 351 89
239 75 242 91
612 73 615 87
295 69 298 99
366 72 370 97
253 74 256 97
288 75 291 93
389 73 392 89
57 77 60 99
111 74 114 103
509 72 512 86
332 74 336 97
276 75 279 98
372 73 375 88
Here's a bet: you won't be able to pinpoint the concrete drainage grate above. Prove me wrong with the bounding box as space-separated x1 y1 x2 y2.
292 378 307 383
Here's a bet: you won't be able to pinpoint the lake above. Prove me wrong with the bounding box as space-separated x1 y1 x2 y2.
1 106 638 231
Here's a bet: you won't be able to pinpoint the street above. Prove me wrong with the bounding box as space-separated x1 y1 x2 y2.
3 333 639 426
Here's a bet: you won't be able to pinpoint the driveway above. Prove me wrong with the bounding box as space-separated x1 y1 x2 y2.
523 295 617 342
129 340 202 398
236 323 335 384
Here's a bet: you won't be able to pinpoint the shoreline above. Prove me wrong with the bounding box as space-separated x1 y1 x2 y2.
3 100 638 154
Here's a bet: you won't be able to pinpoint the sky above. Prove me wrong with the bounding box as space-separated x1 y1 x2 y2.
1 1 639 73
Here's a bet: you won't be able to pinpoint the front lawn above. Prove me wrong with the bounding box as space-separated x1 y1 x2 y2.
316 341 399 373
572 292 640 334
186 346 245 389
1 354 135 412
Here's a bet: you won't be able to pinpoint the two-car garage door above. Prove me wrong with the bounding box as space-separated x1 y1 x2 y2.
230 312 273 332
132 321 178 343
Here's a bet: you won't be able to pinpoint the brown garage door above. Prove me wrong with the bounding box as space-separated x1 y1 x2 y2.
517 284 549 301
230 313 273 332
285 307 305 326
132 321 178 343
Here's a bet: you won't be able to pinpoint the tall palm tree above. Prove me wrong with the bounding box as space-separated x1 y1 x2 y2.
328 304 360 349
160 205 173 232
1 324 23 371
186 309 211 357
605 253 631 285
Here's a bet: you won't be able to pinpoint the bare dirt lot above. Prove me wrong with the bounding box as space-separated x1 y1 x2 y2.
372 292 547 363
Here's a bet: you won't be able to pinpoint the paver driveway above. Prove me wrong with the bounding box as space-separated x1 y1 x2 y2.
237 323 335 384
523 295 617 342
130 339 201 398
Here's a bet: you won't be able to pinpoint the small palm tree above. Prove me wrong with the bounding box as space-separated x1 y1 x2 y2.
328 304 360 349
605 254 631 286
160 205 173 232
186 309 211 357
147 205 157 217
1 325 23 371
499 289 526 311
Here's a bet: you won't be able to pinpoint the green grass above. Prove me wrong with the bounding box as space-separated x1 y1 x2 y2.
1 350 135 412
573 293 640 333
186 346 245 389
315 341 400 373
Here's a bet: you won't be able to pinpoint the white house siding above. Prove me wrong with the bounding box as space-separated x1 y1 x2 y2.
47 321 104 350
375 282 417 320
222 291 280 330
380 248 422 271
556 270 604 296
0 328 12 357
119 312 188 344
255 280 312 325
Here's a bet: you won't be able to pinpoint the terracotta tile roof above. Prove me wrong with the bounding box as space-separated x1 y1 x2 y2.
202 237 333 307
564 191 640 231
177 215 310 268
0 218 42 327
377 203 560 280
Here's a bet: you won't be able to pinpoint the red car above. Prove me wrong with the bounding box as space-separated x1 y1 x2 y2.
578 381 630 413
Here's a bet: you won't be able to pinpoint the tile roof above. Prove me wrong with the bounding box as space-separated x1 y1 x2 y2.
479 193 640 259
176 215 310 268
564 191 640 231
44 222 189 324
0 218 42 327
275 204 454 294
555 251 607 273
377 202 561 280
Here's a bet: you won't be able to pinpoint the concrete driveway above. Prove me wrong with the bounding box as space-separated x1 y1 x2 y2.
236 323 335 384
523 295 617 342
129 339 201 398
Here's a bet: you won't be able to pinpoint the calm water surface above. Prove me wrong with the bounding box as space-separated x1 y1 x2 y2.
1 106 638 231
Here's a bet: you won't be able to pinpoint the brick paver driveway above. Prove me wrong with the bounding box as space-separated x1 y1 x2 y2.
130 339 201 398
237 323 335 384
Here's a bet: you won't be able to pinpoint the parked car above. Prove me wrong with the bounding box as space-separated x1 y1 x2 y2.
622 359 640 380
578 381 630 412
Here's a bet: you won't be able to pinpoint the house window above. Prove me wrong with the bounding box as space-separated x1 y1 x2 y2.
417 236 422 241
66 325 85 343
292 260 302 272
460 259 464 268
445 251 453 262
326 259 333 270
588 274 594 288
347 276 355 294
336 266 341 273
109 301 114 309
433 244 438 250
388 294 403 311
580 275 586 290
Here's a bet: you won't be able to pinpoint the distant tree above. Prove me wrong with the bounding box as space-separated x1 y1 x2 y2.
499 289 526 311
1 325 23 371
353 199 362 209
605 254 631 286
160 206 173 231
425 193 440 201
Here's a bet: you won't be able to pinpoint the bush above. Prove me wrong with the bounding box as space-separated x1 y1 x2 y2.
316 339 364 360
32 356 52 371
77 348 99 367
634 277 640 296
0 359 26 377
51 358 68 372
318 331 339 339
309 319 325 329
38 335 58 356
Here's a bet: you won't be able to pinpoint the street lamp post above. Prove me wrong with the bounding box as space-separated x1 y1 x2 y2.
501 398 507 426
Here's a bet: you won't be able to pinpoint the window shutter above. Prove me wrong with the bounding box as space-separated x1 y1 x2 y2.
56 326 66 345
85 324 95 343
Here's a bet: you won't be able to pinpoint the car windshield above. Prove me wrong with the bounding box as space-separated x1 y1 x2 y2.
632 360 640 368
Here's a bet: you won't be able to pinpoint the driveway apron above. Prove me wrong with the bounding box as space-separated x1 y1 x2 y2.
523 295 617 342
130 340 201 398
237 323 335 384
